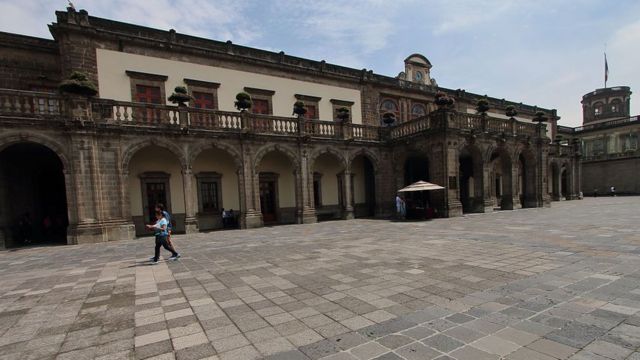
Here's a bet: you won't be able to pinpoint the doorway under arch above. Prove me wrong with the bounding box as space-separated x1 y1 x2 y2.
351 154 376 218
0 143 69 247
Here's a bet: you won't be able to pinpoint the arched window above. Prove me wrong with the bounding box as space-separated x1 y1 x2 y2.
379 99 400 124
380 99 399 114
593 102 603 116
610 99 621 113
411 103 426 119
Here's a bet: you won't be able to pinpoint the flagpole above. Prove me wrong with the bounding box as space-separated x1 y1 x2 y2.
604 44 608 89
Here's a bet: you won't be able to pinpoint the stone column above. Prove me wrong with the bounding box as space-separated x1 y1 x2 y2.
482 164 494 212
181 166 198 233
240 144 262 228
298 151 317 223
342 170 355 220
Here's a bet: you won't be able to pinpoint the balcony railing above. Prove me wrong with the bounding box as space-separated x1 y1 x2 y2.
0 89 546 143
0 89 62 117
388 111 540 139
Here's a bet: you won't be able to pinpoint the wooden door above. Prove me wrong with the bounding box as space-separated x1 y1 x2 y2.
146 182 167 223
259 179 277 223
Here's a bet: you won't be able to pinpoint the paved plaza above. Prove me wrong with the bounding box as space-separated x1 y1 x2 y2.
1 198 640 360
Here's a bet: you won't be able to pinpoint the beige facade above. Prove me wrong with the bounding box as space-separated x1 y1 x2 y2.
0 8 580 248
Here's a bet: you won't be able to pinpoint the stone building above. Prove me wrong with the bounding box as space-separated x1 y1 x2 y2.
0 8 580 248
559 86 638 195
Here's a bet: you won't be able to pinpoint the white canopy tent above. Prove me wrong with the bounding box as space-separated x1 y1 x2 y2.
397 180 445 192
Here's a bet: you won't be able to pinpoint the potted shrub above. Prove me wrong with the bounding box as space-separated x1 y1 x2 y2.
168 86 192 107
234 92 252 112
434 91 455 108
382 112 396 126
533 111 547 123
293 101 307 117
476 98 490 115
336 107 350 122
58 71 98 97
505 105 518 119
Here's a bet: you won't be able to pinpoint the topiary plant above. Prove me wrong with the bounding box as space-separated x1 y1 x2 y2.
234 92 252 111
434 91 455 108
382 112 396 126
168 86 192 106
476 98 490 115
533 111 547 123
336 107 350 121
293 101 307 116
58 71 98 97
505 105 518 118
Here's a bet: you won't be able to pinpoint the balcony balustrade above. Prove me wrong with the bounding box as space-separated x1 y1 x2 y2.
0 89 546 142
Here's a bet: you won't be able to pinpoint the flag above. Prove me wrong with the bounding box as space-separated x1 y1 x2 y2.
605 53 609 85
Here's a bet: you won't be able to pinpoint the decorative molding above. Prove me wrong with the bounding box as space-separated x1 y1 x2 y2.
295 94 321 102
125 70 168 82
330 99 355 106
244 87 276 96
184 78 220 89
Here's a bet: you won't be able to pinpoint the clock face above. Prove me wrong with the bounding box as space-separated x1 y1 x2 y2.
415 71 423 81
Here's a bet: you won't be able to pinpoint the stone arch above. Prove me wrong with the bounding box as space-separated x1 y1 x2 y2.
349 148 379 218
121 138 187 172
0 134 73 247
348 148 380 174
458 141 485 213
254 144 299 173
560 160 572 199
254 144 300 225
188 141 243 170
488 144 514 210
0 132 71 171
549 160 561 200
308 146 348 171
515 145 537 208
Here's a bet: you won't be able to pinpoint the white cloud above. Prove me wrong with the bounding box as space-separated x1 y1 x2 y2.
0 0 261 44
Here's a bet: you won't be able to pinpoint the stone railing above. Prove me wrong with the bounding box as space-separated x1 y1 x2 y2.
0 89 547 143
0 90 381 142
0 89 62 118
389 111 541 140
574 115 639 133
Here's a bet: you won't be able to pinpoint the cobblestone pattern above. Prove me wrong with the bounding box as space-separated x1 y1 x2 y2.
0 197 639 360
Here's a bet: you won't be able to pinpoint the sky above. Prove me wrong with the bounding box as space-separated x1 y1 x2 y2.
0 0 638 127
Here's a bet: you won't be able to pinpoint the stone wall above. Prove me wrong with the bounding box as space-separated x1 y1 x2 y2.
582 157 640 195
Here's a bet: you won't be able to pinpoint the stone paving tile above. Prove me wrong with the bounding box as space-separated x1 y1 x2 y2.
2 198 640 359
395 342 441 360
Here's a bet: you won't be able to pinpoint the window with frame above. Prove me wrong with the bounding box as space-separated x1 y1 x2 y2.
610 99 621 113
295 94 321 120
245 87 275 115
411 103 427 119
330 99 354 122
193 91 215 109
185 79 220 109
593 102 603 116
196 172 222 213
126 70 167 103
622 133 638 152
135 85 162 104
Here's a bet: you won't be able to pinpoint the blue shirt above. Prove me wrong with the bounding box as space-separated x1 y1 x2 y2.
153 218 169 237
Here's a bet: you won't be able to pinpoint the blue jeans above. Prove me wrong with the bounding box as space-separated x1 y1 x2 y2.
154 235 177 261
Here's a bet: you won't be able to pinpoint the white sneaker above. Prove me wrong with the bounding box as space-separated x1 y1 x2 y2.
150 260 158 265
148 257 155 261
169 253 181 261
